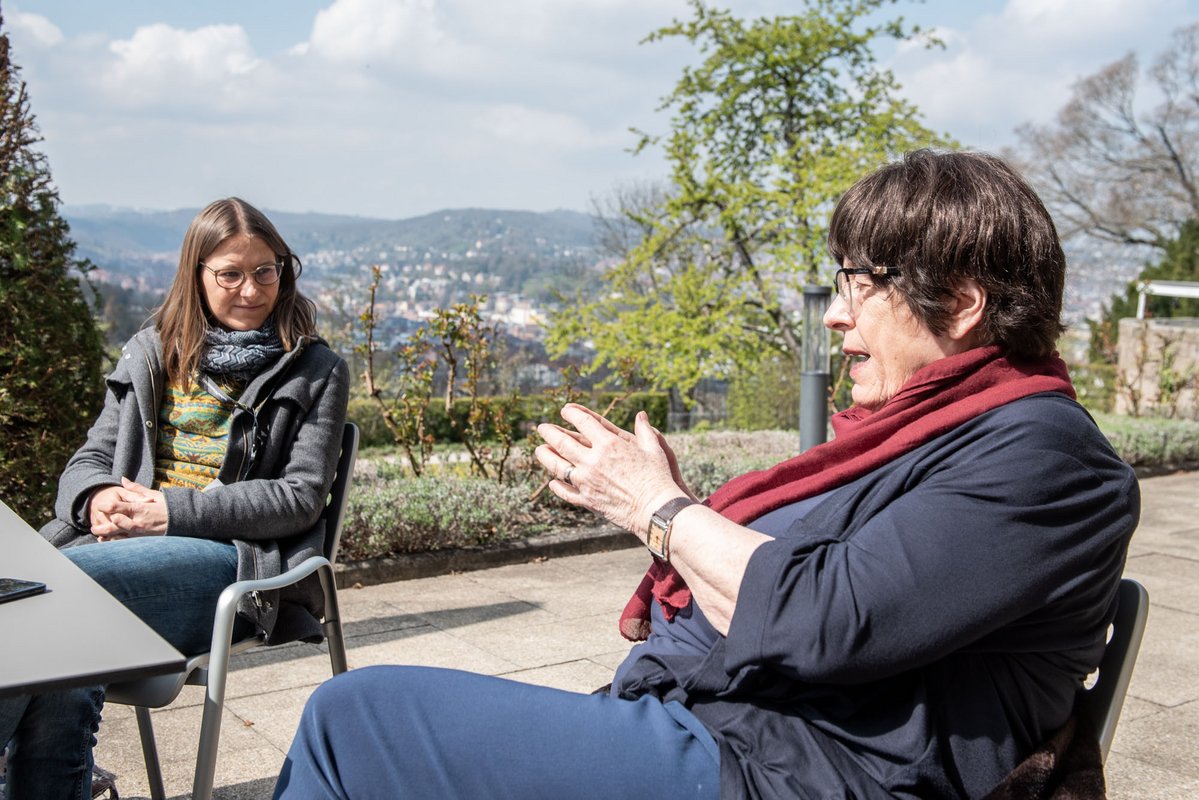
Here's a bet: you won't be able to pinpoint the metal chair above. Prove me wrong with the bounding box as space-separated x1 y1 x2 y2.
1074 577 1150 762
107 421 359 800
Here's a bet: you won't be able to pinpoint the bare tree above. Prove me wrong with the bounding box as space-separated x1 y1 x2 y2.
589 181 671 261
1014 23 1199 251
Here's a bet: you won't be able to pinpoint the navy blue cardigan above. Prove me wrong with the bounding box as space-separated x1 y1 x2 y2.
616 394 1139 799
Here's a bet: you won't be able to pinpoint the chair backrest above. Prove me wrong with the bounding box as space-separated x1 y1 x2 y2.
1074 577 1150 762
321 422 359 566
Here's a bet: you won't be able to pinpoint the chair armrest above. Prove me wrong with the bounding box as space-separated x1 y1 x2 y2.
218 555 333 600
110 558 341 714
210 556 334 655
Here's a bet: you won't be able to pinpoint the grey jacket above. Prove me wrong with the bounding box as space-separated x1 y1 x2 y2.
40 327 350 645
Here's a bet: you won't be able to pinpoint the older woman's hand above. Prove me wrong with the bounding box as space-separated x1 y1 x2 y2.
536 404 696 539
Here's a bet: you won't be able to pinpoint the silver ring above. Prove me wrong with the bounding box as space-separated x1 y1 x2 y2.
563 467 574 486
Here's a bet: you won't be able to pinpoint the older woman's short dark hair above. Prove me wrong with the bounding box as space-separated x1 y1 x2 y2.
828 149 1066 360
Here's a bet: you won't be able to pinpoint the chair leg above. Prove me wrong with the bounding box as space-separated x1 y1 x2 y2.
133 706 167 800
319 564 349 675
189 676 227 800
192 596 240 800
324 617 349 676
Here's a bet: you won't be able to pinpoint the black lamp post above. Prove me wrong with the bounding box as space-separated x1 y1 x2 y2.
800 284 831 451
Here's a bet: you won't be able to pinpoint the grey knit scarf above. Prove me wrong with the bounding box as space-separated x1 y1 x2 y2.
202 317 285 382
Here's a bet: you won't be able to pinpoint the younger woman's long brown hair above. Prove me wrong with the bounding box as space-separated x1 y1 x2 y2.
154 198 317 385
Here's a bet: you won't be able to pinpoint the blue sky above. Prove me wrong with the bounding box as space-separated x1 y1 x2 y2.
5 0 1197 219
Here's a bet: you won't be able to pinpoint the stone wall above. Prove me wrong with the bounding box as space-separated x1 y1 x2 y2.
1116 318 1199 419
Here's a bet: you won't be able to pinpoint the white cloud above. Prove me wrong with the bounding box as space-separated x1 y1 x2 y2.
9 11 63 47
10 0 1195 217
100 24 265 109
888 0 1195 150
441 0 683 51
474 104 624 150
999 0 1175 44
899 49 1074 142
307 0 482 74
310 0 439 59
110 23 258 76
3 1 671 216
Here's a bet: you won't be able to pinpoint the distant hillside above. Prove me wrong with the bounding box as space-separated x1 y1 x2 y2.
279 207 599 256
62 205 603 294
63 205 201 254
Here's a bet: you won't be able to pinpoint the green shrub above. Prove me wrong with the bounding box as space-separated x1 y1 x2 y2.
1093 412 1199 469
668 429 799 497
340 471 541 560
727 358 800 431
348 394 530 449
1073 361 1118 414
0 32 106 524
340 429 799 559
338 417 1199 561
347 391 670 449
346 396 396 449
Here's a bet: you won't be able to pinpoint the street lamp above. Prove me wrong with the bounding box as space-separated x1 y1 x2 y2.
800 284 831 451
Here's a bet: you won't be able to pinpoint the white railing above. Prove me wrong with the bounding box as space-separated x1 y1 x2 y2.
1136 279 1199 318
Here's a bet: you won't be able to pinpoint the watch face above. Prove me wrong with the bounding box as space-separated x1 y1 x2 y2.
646 519 668 558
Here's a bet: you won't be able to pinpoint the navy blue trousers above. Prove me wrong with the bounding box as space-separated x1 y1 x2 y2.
273 666 721 800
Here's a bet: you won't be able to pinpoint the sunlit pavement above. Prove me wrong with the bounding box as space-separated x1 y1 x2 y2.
91 471 1199 799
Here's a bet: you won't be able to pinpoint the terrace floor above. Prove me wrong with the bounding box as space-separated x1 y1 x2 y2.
88 471 1199 799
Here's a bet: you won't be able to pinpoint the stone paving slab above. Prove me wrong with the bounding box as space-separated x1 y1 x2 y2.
84 473 1198 799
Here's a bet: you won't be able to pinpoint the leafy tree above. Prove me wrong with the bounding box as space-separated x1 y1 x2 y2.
1015 23 1199 252
726 356 799 431
92 281 162 348
0 9 106 524
549 0 946 408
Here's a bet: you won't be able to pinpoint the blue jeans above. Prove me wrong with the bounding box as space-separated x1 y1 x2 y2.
273 665 721 800
0 536 246 800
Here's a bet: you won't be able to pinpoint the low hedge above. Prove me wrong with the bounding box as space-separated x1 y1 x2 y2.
1092 412 1199 471
339 457 593 561
339 429 796 560
338 415 1199 561
667 429 801 498
340 472 535 560
347 392 669 449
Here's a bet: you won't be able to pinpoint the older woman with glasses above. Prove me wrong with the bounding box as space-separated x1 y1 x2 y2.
0 197 349 799
273 151 1137 800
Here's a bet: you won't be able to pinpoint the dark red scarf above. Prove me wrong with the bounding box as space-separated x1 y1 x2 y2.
618 345 1076 641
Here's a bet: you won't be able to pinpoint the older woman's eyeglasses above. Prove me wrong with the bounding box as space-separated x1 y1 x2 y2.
200 260 283 290
833 266 901 310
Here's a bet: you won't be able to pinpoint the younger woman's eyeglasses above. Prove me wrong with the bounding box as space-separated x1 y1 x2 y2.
200 261 283 289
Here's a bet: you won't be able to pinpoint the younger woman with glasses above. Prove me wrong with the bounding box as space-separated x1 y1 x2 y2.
0 197 349 799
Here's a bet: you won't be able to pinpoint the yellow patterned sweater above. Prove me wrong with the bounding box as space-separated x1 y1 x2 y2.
154 377 246 489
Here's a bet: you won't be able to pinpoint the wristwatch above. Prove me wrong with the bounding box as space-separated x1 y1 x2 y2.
645 497 697 561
